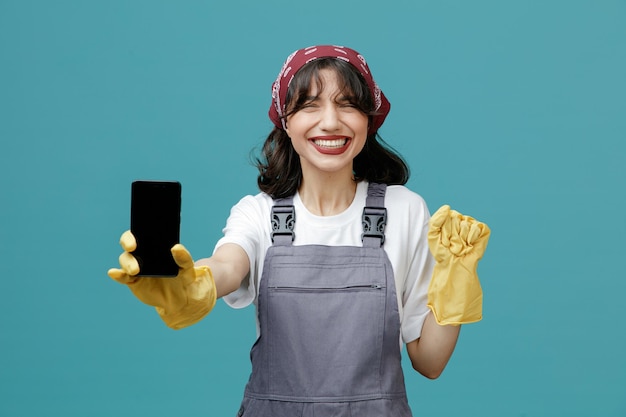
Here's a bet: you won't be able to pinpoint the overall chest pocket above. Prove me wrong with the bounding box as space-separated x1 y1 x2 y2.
265 262 387 399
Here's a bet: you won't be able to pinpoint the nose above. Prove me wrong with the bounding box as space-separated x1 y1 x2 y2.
318 104 340 131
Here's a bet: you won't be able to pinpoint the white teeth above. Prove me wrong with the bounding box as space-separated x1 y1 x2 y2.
313 138 347 148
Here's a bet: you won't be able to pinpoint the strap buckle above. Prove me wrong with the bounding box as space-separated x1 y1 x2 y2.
271 205 295 243
361 206 387 245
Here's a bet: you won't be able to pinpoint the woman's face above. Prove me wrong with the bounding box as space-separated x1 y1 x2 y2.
285 69 369 180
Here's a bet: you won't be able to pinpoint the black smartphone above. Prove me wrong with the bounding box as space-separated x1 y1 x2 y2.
130 180 181 277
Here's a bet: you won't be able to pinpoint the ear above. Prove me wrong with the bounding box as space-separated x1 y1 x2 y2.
283 119 290 136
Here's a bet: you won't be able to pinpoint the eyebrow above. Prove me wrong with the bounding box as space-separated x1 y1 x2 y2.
335 95 355 102
303 94 355 103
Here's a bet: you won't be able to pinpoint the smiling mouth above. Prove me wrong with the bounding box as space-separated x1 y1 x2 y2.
311 137 349 148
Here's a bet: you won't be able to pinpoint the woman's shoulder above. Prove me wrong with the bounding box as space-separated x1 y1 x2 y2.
231 191 274 211
225 192 275 226
383 184 431 229
385 184 428 209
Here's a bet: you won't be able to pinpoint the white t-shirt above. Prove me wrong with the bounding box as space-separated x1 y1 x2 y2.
215 181 434 344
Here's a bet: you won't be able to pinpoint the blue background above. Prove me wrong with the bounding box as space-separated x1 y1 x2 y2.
1 1 625 416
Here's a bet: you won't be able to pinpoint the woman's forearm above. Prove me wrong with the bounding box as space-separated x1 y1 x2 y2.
406 312 461 379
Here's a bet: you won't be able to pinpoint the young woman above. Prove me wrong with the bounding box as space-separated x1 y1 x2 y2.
109 45 491 417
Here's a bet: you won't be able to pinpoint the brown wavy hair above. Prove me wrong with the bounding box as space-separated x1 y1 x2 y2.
255 58 409 198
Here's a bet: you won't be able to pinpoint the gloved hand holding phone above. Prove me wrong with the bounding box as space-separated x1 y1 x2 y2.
108 230 217 330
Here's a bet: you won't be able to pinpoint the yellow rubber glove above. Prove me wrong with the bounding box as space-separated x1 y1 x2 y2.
108 231 217 330
427 205 491 325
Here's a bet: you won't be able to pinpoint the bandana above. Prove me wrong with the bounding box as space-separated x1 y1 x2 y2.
269 45 391 135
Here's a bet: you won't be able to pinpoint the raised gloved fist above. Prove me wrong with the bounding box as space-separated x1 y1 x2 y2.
426 205 491 325
428 205 490 261
108 231 216 329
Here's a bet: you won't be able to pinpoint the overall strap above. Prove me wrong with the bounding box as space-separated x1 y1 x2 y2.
362 182 388 247
271 196 295 246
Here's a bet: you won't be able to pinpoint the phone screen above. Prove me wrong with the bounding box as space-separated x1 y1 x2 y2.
130 181 181 277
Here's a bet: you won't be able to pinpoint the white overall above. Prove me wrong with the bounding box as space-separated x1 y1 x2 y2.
237 183 413 417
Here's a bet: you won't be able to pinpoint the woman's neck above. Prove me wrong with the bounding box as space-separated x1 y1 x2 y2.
298 171 358 216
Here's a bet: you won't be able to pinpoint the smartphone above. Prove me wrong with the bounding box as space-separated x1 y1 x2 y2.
130 180 181 277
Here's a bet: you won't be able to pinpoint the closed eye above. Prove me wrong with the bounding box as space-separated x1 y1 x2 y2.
336 95 359 109
297 97 321 112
